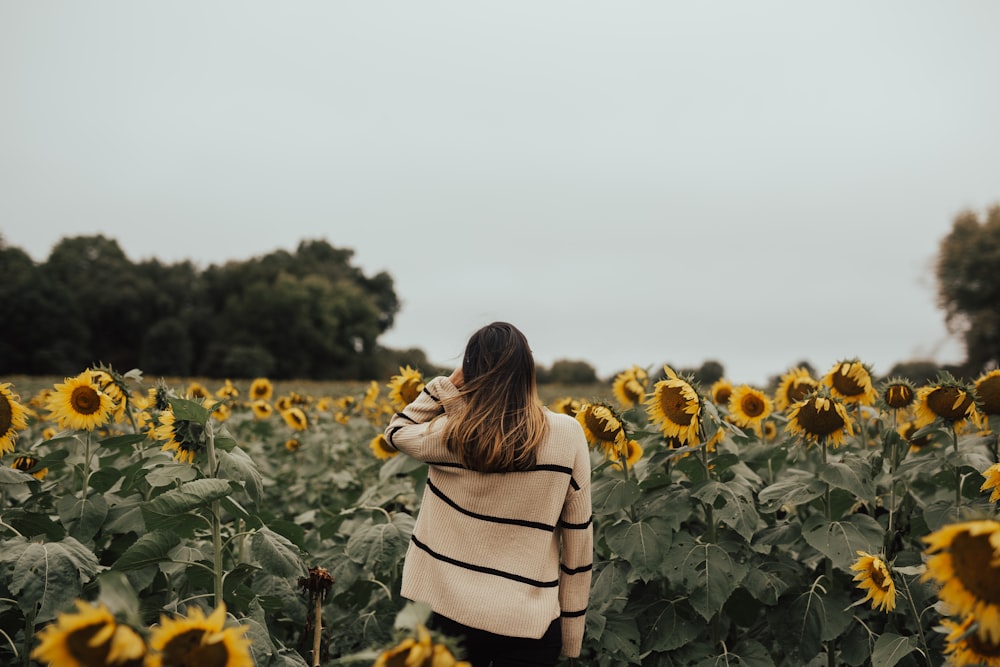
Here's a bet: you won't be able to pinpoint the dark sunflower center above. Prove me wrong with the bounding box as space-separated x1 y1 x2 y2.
172 419 205 452
0 396 12 433
870 563 889 591
162 628 229 667
928 387 973 420
623 381 643 403
70 386 102 415
787 381 815 404
951 531 1000 605
584 411 621 442
67 623 112 666
13 456 37 472
964 630 1000 658
831 371 865 397
658 386 694 426
400 380 422 404
714 388 732 404
886 385 913 409
978 376 1000 416
740 394 765 418
796 401 845 436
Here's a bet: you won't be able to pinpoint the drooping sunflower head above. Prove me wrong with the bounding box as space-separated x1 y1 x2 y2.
644 365 702 446
822 359 877 406
280 407 309 432
387 366 425 411
923 520 1000 644
250 400 273 420
550 397 581 417
12 455 48 480
728 385 773 432
709 379 734 407
608 439 643 471
975 370 1000 417
369 433 398 460
611 366 649 409
576 402 627 452
0 382 29 455
774 367 819 412
147 603 252 667
46 371 114 432
89 366 131 423
153 405 207 465
850 551 897 613
982 463 1000 503
784 388 854 447
878 376 917 412
942 614 1000 667
248 377 273 401
914 373 981 429
898 419 935 453
31 600 146 667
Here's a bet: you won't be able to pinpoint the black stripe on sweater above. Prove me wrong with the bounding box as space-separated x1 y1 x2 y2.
423 387 441 402
386 426 403 448
410 535 559 588
561 607 587 618
558 516 593 530
427 479 556 532
394 411 417 424
560 562 593 575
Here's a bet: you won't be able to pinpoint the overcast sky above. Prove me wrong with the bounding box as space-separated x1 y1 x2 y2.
3 2 999 385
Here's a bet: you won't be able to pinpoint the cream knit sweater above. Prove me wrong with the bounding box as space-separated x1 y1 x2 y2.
385 376 593 658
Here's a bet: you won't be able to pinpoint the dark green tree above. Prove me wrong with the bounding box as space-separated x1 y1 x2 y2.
936 204 1000 373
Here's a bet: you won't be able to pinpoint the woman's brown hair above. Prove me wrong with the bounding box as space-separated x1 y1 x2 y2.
442 322 549 472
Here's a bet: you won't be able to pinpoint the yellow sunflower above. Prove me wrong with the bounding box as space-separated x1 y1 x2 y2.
373 625 470 667
850 551 897 613
762 420 777 442
146 603 251 667
982 464 1000 503
898 419 934 454
822 359 877 406
709 378 734 407
942 614 1000 667
249 377 273 401
644 365 702 446
975 369 1000 417
784 389 854 447
185 382 210 399
12 455 48 480
215 379 239 400
46 371 114 432
369 433 398 460
0 382 29 455
914 375 981 430
612 366 649 409
31 600 145 667
923 520 1000 643
728 385 773 434
387 366 425 411
550 397 581 417
285 438 301 452
251 400 273 420
210 402 231 422
774 367 818 413
609 439 643 471
280 407 309 431
90 367 130 423
153 406 206 465
576 402 627 453
878 377 917 412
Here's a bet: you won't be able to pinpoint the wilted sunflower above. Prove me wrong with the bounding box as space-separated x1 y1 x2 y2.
975 369 1000 417
785 389 854 447
11 455 48 480
612 366 649 409
923 520 1000 643
251 400 273 420
774 367 819 413
369 433 398 460
850 551 897 613
645 365 702 446
609 439 643 471
878 377 917 412
46 371 114 432
280 407 309 431
249 377 273 401
146 603 251 667
0 382 29 455
728 385 773 434
982 463 1000 503
914 374 981 430
709 378 734 407
550 397 581 417
576 402 627 453
822 359 877 406
31 600 146 667
387 366 425 411
942 614 1000 667
153 406 206 464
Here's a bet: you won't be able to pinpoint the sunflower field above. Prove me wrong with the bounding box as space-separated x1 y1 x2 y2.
2 361 1000 667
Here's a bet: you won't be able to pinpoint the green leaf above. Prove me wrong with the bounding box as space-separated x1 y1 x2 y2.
601 613 641 664
103 495 146 534
1 507 65 540
696 639 775 667
758 469 827 513
378 452 424 480
169 397 209 423
692 480 760 542
95 571 144 628
0 466 36 484
589 559 632 614
345 513 414 575
112 530 181 571
99 433 148 450
818 456 875 505
142 478 232 532
218 446 263 504
144 460 199 487
780 579 853 657
250 526 307 578
10 538 100 623
57 493 109 542
665 535 748 621
801 514 884 571
637 484 693 532
742 556 802 605
640 598 700 652
870 632 918 667
947 446 994 473
604 516 673 581
591 475 642 515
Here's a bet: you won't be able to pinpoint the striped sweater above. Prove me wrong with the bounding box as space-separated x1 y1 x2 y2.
384 376 593 658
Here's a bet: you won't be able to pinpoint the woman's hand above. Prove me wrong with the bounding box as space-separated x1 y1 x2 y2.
449 367 464 388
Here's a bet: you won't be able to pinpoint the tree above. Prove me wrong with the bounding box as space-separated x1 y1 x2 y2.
936 204 1000 373
545 359 598 385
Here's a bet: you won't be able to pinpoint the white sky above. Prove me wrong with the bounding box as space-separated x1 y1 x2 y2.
2 2 999 384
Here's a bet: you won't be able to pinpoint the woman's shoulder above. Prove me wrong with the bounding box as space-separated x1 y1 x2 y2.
543 409 587 440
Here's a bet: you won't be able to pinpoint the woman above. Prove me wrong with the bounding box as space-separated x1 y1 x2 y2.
384 322 593 666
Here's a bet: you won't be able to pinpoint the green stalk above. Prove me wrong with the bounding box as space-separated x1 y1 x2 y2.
885 409 899 555
820 435 835 667
619 446 636 523
206 424 224 607
952 423 961 519
900 574 933 667
857 403 866 449
82 430 93 502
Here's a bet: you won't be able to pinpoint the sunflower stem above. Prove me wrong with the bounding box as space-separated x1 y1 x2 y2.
900 574 933 667
312 592 323 667
206 424 224 608
885 410 899 555
81 430 92 502
21 607 34 667
952 423 961 519
619 449 637 523
856 403 866 448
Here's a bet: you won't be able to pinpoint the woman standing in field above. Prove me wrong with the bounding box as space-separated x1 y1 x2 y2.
384 322 593 666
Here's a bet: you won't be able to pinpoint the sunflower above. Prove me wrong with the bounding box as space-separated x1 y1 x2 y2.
774 367 819 413
248 377 273 401
898 420 934 453
914 375 981 430
387 366 425 411
373 625 470 667
285 438 301 452
784 389 854 447
363 381 380 410
46 371 114 432
709 379 734 407
878 377 917 412
31 600 146 667
645 365 702 446
576 402 627 453
280 407 309 431
369 433 398 460
728 385 773 434
923 520 1000 643
90 367 130 423
146 603 251 667
12 455 48 480
550 397 581 417
210 402 231 422
975 370 1000 417
762 420 777 442
153 407 206 464
0 382 29 455
850 551 897 613
612 366 648 409
251 400 273 420
982 464 1000 503
215 380 239 400
822 359 877 406
185 382 209 399
942 615 1000 666
609 439 643 471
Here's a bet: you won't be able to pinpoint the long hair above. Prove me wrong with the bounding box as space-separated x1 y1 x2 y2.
442 322 548 472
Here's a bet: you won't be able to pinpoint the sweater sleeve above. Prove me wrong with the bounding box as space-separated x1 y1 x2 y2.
558 437 593 658
384 376 462 459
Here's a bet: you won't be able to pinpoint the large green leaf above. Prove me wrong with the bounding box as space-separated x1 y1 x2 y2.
604 516 673 581
801 514 884 571
250 526 307 578
742 555 802 605
589 559 632 614
640 598 701 652
637 484 693 532
345 513 414 575
10 537 100 623
112 530 181 571
57 493 109 542
601 612 641 665
757 469 827 513
692 480 760 542
141 478 232 534
665 535 748 621
818 456 875 505
591 475 642 516
870 632 918 667
779 578 853 657
695 639 775 667
218 446 263 504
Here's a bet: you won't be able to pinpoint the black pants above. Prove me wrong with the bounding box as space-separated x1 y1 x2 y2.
428 612 562 667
